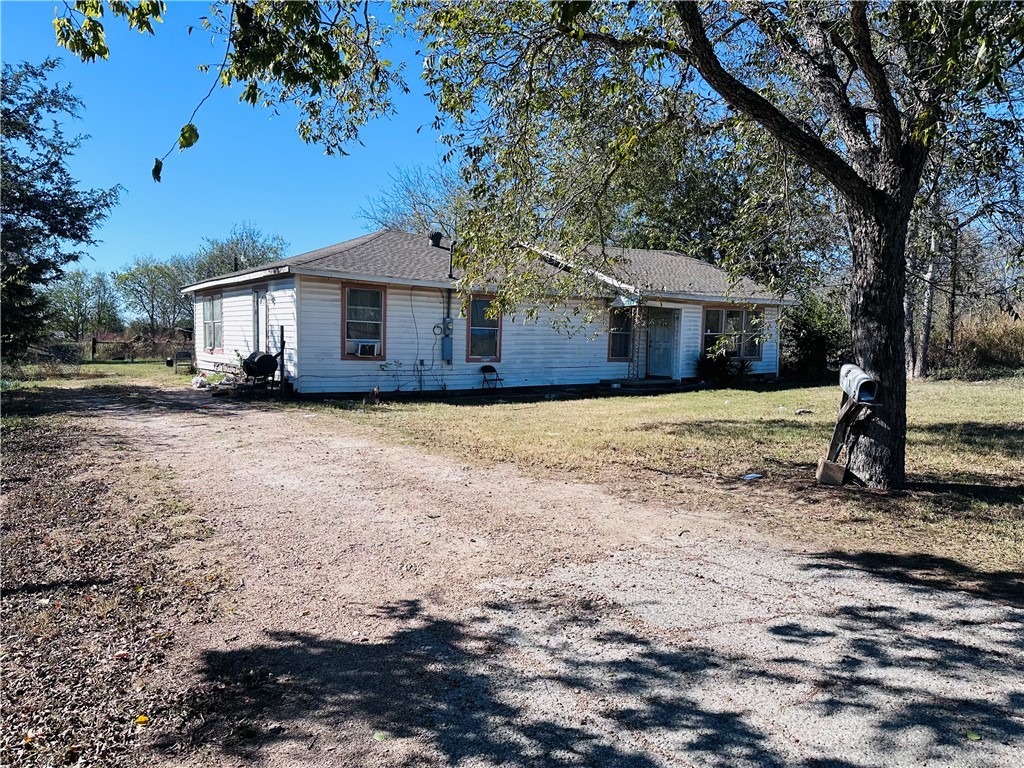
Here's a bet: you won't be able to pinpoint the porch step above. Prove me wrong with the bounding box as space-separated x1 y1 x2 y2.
598 377 682 394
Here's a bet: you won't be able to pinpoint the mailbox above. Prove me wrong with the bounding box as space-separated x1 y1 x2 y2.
818 364 879 486
839 363 878 404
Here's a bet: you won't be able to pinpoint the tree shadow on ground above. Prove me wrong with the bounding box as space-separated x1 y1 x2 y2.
0 384 268 421
634 418 1024 464
154 589 1024 767
156 598 793 767
807 550 1024 609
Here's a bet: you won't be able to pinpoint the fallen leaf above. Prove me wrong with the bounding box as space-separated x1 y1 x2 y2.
135 715 150 725
372 731 388 741
966 730 981 741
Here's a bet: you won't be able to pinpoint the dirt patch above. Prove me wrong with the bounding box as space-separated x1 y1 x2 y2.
4 385 1022 767
0 416 226 767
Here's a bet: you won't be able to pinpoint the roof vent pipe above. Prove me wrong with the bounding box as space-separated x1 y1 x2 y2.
429 231 443 248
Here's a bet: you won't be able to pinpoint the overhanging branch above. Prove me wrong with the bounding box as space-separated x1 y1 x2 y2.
672 2 879 210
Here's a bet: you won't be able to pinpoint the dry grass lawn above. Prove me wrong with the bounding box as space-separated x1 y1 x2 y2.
328 379 1023 574
4 359 197 389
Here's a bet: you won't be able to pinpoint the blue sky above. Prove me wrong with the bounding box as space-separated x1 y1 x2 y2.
1 1 442 273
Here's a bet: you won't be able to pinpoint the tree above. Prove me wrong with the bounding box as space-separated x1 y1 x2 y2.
413 2 1023 489
781 290 851 378
358 164 466 238
46 270 123 341
113 256 190 337
1 59 119 361
187 222 288 283
606 120 846 293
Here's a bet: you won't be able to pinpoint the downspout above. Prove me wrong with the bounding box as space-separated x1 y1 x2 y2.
292 276 302 392
446 240 454 366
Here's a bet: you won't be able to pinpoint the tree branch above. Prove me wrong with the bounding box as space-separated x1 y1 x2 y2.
672 2 877 209
847 2 903 160
553 21 690 60
740 2 874 165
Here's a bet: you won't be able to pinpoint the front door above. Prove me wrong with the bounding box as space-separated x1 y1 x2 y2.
647 308 676 378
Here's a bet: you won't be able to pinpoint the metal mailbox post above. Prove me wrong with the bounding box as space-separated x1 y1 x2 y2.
816 364 879 486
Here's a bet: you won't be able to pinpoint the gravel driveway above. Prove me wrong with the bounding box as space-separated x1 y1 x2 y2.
78 388 1022 767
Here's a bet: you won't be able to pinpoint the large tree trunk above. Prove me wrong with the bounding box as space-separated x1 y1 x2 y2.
846 205 909 489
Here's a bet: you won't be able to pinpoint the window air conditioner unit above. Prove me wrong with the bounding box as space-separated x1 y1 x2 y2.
354 341 380 357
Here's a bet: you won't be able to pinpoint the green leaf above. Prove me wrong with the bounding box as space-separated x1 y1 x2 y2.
151 157 162 182
551 1 592 28
178 123 199 150
372 731 388 741
966 730 981 741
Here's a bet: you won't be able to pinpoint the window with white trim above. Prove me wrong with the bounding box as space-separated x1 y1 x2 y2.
202 294 222 350
608 308 634 360
704 307 763 360
344 286 384 357
467 296 501 361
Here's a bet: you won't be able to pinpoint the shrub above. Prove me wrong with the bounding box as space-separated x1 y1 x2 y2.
695 353 754 386
780 291 851 377
695 352 733 386
731 357 753 384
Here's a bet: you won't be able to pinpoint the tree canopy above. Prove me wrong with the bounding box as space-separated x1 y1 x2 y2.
1 59 120 362
46 270 122 340
187 222 288 282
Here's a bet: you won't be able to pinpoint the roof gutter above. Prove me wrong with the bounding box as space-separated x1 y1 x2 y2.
181 266 291 294
181 266 458 295
289 268 454 290
647 291 796 306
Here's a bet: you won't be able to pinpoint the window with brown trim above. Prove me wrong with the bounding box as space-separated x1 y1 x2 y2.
704 307 763 360
342 284 385 358
608 308 634 361
467 295 501 361
202 293 222 351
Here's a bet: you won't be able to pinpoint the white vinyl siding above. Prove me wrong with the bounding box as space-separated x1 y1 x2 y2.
751 305 779 376
195 274 781 393
293 276 633 394
193 277 297 379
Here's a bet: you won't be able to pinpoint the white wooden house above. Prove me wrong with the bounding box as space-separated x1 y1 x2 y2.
181 229 787 394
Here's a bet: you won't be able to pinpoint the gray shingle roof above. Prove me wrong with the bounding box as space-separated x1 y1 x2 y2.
585 245 773 300
185 230 456 288
185 229 780 302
